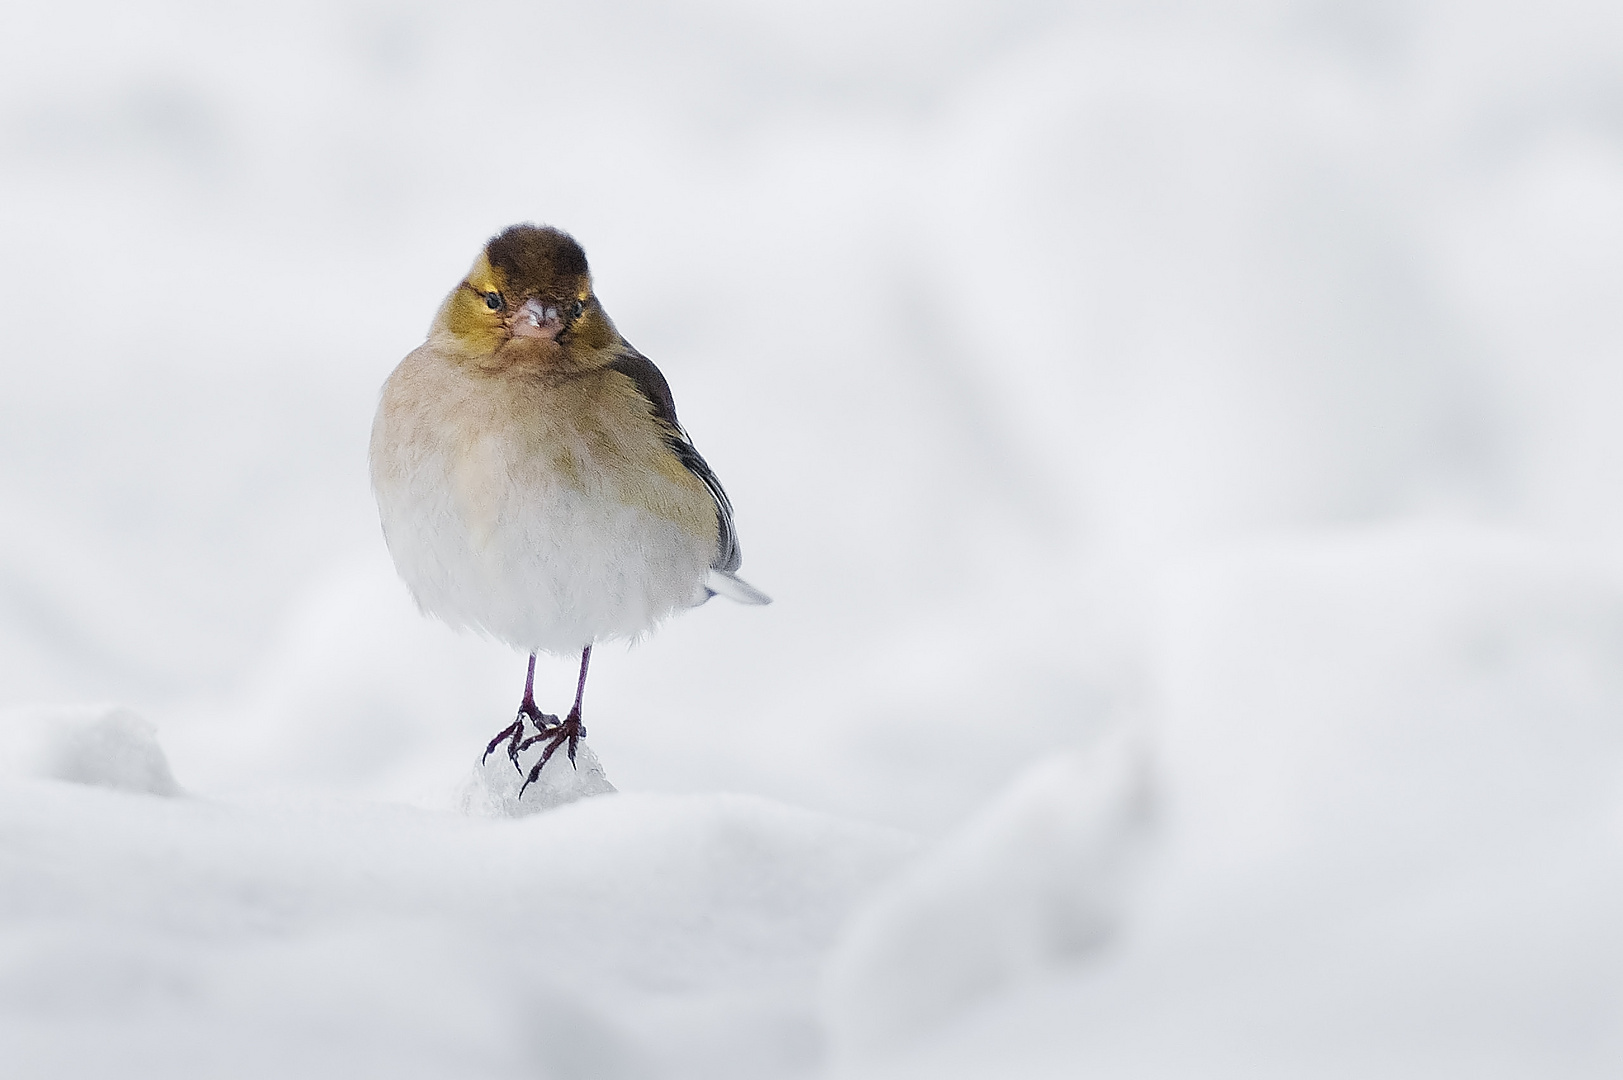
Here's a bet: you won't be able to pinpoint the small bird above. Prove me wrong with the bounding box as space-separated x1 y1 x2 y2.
369 224 769 792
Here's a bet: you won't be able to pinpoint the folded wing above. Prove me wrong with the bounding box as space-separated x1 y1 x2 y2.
607 349 769 604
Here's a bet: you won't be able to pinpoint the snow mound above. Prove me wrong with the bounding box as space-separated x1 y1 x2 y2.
839 528 1623 1079
822 728 1151 1058
0 705 181 796
459 733 616 817
0 782 916 1080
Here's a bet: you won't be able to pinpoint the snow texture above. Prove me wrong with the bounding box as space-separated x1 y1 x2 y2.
823 730 1150 1059
460 733 617 817
4 1 1623 1077
836 531 1623 1080
0 745 915 1080
0 705 182 796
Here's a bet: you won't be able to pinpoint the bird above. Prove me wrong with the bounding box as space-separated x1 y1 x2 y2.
369 223 769 794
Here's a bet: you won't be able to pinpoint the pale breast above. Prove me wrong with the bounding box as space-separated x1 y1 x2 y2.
369 346 719 653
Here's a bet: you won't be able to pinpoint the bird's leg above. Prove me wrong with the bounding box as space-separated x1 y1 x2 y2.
483 653 557 768
518 645 592 797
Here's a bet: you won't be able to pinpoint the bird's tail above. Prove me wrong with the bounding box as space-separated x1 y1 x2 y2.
706 568 772 605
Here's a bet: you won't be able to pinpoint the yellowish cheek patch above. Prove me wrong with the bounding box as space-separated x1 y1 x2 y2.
441 271 513 355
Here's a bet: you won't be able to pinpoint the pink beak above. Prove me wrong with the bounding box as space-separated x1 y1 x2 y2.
510 298 563 340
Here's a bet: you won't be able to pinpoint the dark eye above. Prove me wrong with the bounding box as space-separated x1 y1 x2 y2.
484 291 504 311
571 299 584 319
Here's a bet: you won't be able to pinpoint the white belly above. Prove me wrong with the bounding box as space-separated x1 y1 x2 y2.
371 411 714 656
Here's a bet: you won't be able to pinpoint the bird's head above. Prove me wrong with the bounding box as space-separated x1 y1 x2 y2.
434 224 616 367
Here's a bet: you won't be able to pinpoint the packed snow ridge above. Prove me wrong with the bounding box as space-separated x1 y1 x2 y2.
0 703 1150 1080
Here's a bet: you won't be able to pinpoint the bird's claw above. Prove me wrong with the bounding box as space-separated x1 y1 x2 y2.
483 703 558 771
517 710 585 798
481 718 524 765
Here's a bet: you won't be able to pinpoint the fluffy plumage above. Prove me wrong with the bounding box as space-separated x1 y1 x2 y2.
368 224 768 780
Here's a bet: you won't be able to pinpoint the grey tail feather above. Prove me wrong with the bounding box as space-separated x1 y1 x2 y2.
706 568 772 605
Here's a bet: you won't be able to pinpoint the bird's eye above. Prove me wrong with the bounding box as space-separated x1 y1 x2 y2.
484 291 504 311
571 300 584 319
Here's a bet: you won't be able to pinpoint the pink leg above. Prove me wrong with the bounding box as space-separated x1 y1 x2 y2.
519 646 592 796
483 653 557 769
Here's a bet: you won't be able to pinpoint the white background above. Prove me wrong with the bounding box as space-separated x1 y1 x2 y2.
1 2 1620 1076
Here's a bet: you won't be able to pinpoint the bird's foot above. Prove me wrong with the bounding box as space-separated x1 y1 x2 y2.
483 700 558 770
516 708 585 798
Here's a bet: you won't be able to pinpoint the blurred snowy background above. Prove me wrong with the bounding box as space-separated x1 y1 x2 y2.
2 1 1622 1076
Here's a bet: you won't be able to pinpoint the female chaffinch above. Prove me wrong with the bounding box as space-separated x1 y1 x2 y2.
370 224 768 792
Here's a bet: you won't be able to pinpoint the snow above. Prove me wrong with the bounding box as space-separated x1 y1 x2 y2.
461 734 618 817
0 706 182 797
832 527 1623 1079
823 732 1151 1059
0 769 913 1079
3 1 1623 1076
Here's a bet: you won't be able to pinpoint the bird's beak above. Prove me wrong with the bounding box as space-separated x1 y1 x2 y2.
509 298 563 340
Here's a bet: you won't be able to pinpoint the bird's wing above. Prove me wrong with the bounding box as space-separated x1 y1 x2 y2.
607 348 742 573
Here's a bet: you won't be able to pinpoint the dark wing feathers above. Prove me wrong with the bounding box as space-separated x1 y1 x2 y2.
608 349 742 573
